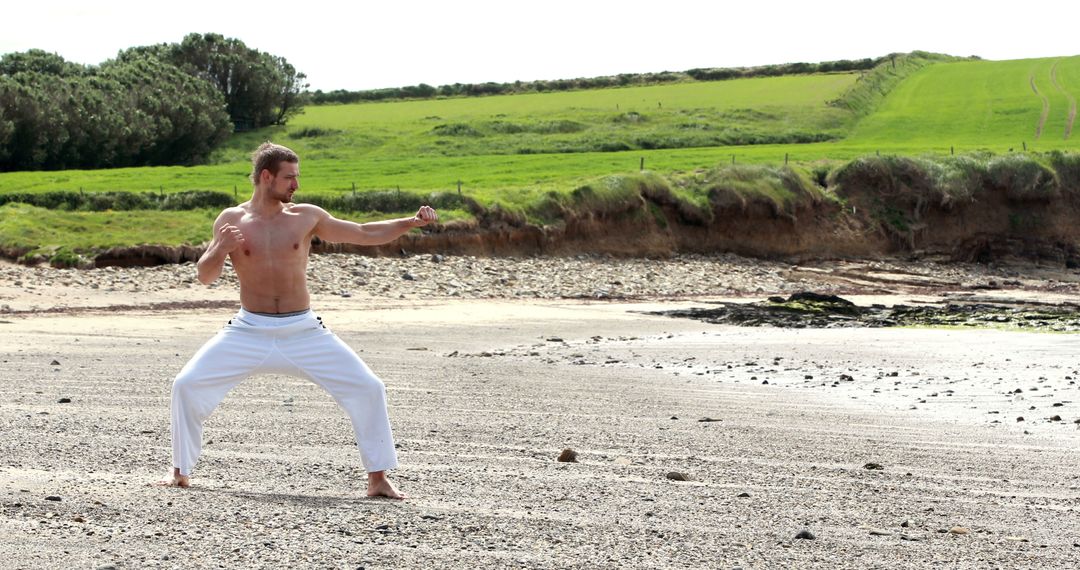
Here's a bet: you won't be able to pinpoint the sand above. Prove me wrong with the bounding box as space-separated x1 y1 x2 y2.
1 258 1079 569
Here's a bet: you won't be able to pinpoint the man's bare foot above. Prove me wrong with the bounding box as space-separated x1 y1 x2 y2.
366 470 405 499
155 468 190 488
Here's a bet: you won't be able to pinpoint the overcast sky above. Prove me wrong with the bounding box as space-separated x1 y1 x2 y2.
5 1 1078 92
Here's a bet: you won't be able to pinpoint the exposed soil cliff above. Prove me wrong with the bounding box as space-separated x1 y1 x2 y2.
86 184 1080 268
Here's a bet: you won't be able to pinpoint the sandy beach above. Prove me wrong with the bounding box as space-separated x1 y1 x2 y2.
1 254 1079 568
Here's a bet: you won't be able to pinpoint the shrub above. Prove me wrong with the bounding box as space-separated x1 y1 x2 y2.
432 123 483 137
987 154 1057 202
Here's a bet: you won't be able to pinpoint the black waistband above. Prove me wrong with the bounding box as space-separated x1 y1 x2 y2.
243 308 312 318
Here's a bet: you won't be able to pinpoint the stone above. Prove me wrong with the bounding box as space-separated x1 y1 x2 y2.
665 471 691 482
58 398 72 403
698 417 722 422
50 359 60 366
793 529 816 540
44 496 61 502
864 462 885 470
736 492 752 498
869 529 892 536
949 526 969 535
557 448 578 463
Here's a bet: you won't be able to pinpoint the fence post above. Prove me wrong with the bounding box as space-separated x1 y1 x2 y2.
784 153 788 165
352 182 356 198
640 157 645 171
1022 141 1027 151
457 180 462 197
951 146 954 155
731 154 735 165
233 185 237 200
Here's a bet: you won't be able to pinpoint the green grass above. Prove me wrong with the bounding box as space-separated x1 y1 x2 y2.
847 56 1080 148
0 203 217 252
5 54 1080 254
0 203 467 260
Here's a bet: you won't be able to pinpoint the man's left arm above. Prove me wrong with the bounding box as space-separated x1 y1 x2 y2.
314 205 438 246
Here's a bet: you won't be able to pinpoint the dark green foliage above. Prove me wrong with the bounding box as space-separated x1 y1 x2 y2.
1047 150 1080 193
432 123 484 137
297 190 472 214
0 190 234 211
487 120 586 134
987 154 1057 201
309 56 886 104
0 49 231 170
290 127 343 138
157 33 308 130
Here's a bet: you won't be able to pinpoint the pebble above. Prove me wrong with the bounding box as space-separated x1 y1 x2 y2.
794 529 816 540
864 462 885 470
949 526 970 535
44 496 61 502
3 253 1048 306
665 471 691 482
869 529 892 536
557 448 578 463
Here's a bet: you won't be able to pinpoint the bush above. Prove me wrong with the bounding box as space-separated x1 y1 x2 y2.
0 190 234 211
1048 150 1080 194
299 190 472 214
432 123 483 137
987 154 1057 201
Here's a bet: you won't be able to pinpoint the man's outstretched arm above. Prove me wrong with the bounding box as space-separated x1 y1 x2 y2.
314 205 438 246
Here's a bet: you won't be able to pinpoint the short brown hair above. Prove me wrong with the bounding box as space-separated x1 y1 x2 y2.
250 142 299 182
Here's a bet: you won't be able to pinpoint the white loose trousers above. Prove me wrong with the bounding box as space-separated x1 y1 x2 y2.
170 308 398 476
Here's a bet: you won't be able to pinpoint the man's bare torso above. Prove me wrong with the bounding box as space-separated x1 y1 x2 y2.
221 203 317 313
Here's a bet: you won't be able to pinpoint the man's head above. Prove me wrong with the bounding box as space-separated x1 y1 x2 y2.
251 142 300 202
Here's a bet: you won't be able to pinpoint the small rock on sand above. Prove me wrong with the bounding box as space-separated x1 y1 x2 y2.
794 529 816 540
665 471 691 481
557 448 578 463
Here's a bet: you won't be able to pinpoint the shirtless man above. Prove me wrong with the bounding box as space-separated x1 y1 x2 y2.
159 142 436 498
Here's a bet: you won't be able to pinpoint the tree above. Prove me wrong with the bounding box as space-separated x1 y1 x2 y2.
0 49 231 170
161 33 307 130
98 53 232 165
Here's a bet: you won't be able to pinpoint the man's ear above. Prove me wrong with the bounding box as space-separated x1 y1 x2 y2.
259 169 272 184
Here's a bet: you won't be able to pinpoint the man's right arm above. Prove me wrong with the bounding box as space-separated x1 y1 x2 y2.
197 212 244 285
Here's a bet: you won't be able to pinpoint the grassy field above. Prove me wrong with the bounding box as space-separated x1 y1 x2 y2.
848 56 1080 148
3 54 1080 257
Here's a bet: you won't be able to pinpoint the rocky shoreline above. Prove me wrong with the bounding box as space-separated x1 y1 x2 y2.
3 253 1080 313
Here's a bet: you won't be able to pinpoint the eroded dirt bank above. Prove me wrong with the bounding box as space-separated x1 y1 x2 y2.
82 179 1080 268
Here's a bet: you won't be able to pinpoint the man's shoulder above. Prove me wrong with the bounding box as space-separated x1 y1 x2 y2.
287 203 329 218
218 205 247 220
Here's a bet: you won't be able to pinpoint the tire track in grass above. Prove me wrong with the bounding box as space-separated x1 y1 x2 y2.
1049 59 1077 140
1031 73 1050 140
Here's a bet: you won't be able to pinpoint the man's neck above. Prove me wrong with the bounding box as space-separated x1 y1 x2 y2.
248 189 286 217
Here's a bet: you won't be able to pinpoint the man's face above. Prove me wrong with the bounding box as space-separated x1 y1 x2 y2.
268 161 300 203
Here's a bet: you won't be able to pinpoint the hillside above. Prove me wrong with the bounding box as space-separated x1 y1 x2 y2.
849 56 1080 148
4 52 1080 266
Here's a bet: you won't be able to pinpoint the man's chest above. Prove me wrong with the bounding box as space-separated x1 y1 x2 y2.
234 217 313 259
